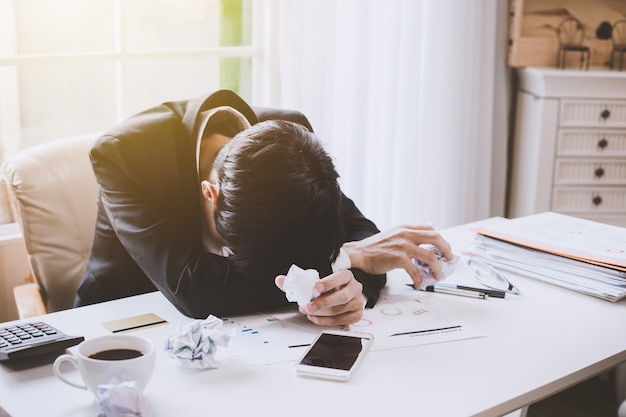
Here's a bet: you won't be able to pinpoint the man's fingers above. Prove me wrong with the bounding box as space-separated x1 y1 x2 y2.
313 270 352 294
307 288 360 315
275 275 286 292
305 271 364 327
401 257 424 289
308 272 361 310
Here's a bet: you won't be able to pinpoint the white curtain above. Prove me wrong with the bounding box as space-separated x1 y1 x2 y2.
259 0 509 230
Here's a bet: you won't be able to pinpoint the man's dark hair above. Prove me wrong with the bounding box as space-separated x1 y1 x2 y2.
213 120 345 280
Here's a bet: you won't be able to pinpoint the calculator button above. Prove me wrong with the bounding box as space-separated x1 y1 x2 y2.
1 321 84 360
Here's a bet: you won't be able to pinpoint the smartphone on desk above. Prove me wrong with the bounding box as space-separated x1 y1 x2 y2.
294 330 373 381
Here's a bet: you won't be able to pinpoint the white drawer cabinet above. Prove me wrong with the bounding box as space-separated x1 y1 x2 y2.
508 67 626 227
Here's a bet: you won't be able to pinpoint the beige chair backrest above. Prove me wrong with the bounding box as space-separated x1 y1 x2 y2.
1 133 99 312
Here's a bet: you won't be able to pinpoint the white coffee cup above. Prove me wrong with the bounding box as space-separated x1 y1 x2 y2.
53 334 155 394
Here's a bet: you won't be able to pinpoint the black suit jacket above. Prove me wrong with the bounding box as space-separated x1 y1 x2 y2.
75 90 386 318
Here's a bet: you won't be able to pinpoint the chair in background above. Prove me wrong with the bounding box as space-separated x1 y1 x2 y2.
1 133 100 318
610 19 626 71
555 17 590 70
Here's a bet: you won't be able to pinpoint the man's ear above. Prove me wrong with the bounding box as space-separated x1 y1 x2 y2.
201 180 220 204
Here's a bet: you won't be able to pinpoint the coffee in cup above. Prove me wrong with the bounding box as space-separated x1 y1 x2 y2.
53 334 155 394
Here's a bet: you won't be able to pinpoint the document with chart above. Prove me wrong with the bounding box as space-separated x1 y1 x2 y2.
219 292 485 365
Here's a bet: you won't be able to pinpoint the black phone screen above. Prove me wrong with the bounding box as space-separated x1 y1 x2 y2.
299 333 367 371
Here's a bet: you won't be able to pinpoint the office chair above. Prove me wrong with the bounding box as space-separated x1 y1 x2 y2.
555 17 590 70
1 133 100 318
611 19 626 71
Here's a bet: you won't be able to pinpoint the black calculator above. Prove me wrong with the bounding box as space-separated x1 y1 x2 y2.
0 321 84 360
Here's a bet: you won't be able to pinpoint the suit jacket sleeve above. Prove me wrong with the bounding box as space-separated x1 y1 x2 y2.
339 194 387 307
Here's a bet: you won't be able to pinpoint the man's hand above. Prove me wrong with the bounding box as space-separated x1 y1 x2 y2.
275 270 364 326
342 225 453 289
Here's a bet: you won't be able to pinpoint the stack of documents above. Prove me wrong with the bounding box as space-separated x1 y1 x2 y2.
470 212 626 302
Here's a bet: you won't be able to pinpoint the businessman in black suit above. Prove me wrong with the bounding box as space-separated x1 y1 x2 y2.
75 90 452 326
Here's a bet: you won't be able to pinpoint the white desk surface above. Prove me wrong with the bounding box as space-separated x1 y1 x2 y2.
1 219 625 417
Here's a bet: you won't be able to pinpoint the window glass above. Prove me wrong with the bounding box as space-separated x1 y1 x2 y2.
221 57 251 98
13 0 115 55
0 0 254 153
18 61 117 147
125 0 220 51
124 57 221 116
221 0 252 47
124 56 250 115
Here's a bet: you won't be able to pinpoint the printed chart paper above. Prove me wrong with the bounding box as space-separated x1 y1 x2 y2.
218 292 485 365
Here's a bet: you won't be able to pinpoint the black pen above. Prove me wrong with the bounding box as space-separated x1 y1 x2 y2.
407 283 505 298
424 285 487 299
390 325 462 337
288 344 310 349
429 283 506 299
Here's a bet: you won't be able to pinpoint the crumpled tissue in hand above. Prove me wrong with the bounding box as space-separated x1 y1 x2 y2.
412 246 459 289
95 379 152 417
164 315 232 369
283 264 321 308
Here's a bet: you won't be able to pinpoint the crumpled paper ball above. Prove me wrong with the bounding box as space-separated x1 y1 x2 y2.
164 315 232 369
283 264 321 307
412 246 459 289
95 379 152 417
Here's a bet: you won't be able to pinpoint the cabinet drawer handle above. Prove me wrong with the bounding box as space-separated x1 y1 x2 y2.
592 195 603 206
597 138 608 149
594 167 605 178
600 109 611 120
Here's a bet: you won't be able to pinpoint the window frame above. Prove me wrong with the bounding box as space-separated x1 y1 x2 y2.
0 0 262 159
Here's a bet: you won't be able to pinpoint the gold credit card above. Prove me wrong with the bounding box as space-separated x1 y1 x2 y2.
102 313 168 333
